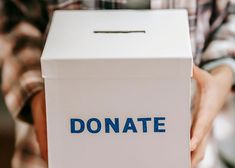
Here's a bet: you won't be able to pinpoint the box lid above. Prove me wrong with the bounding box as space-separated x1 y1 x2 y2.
41 10 193 79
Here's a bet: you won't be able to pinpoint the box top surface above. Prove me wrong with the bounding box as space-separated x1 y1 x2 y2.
41 10 192 60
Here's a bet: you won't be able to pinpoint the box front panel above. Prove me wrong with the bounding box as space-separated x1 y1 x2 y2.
45 78 190 168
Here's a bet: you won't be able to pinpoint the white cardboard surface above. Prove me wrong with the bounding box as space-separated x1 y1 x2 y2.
41 10 192 168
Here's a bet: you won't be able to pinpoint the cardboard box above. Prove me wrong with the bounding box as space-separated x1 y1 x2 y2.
41 10 192 168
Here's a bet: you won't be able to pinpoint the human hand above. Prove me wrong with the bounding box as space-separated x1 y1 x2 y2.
31 90 48 162
191 64 233 167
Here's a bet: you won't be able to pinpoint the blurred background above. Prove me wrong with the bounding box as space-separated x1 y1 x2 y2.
0 0 235 168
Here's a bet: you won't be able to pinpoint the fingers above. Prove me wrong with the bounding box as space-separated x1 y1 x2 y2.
190 92 214 152
190 88 211 151
191 88 201 126
191 65 213 151
31 90 48 162
191 134 209 168
190 108 211 151
37 104 48 162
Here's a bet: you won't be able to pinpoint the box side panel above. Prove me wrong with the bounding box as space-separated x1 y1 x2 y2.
44 77 191 168
41 59 192 80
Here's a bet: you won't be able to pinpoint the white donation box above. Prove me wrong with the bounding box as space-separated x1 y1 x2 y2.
41 10 192 168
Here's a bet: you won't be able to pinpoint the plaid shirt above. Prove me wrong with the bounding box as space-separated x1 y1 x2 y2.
1 0 235 168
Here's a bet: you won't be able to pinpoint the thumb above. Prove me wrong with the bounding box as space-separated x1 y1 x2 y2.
190 110 211 151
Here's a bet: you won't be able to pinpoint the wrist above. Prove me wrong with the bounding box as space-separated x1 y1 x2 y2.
202 57 235 85
210 64 233 77
210 65 233 89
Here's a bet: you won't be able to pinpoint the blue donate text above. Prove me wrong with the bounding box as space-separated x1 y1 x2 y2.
70 117 166 134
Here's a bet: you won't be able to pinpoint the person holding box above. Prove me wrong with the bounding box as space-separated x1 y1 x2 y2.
0 0 235 167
